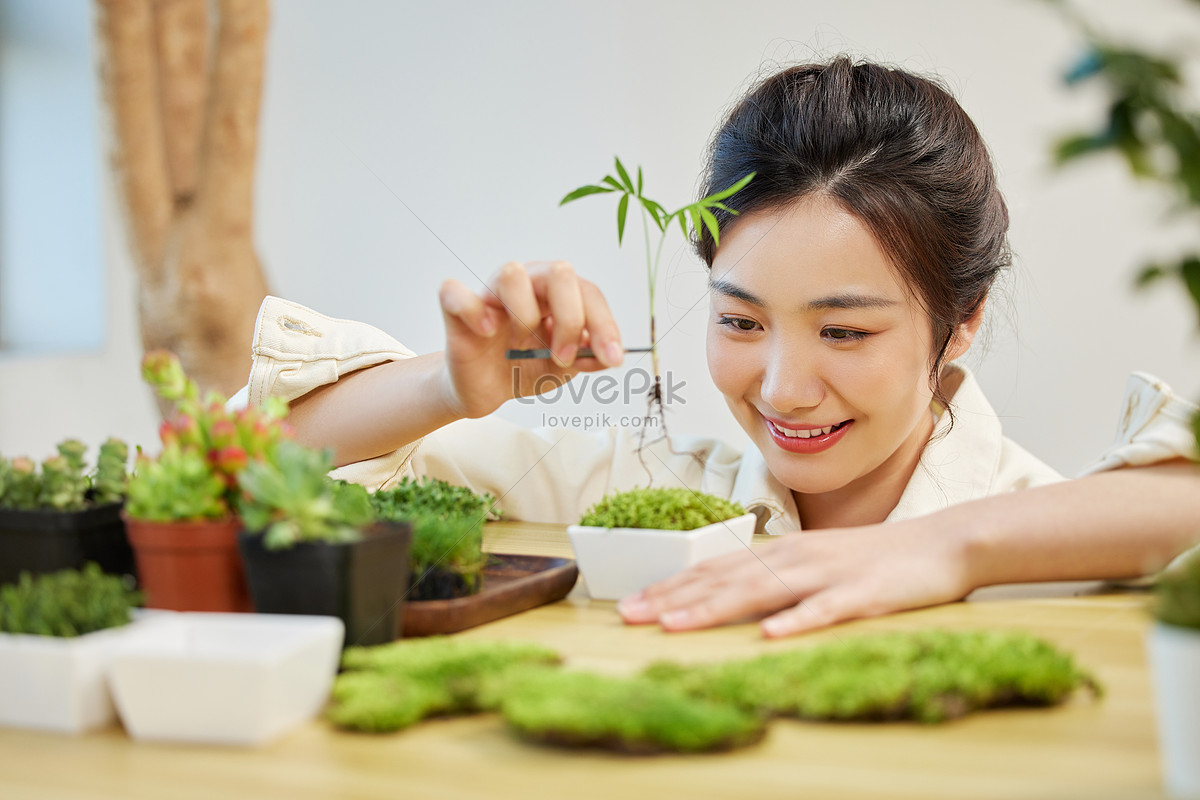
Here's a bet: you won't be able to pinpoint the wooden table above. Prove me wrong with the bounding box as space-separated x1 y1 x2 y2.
0 522 1169 799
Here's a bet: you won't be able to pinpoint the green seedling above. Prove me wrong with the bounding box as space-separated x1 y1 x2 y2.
561 159 753 471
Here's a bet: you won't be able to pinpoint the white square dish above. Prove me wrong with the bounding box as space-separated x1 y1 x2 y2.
107 612 344 746
0 613 167 734
566 512 757 601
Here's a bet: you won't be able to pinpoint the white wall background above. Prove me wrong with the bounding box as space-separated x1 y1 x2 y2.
1 0 1197 477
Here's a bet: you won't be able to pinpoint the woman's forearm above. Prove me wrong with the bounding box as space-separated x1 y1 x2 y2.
287 352 461 467
959 459 1200 588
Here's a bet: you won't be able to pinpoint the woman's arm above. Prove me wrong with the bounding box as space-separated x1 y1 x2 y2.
618 459 1200 637
285 261 624 467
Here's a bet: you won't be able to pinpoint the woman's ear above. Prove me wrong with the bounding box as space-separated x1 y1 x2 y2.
944 298 986 362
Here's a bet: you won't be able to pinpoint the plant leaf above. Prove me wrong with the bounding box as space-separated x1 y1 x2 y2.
701 172 756 204
699 207 721 245
617 193 630 245
640 197 666 232
637 165 643 196
687 207 702 240
560 184 615 206
614 157 635 193
676 210 689 238
602 175 625 192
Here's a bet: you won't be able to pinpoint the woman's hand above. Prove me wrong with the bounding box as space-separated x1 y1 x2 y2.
438 261 623 419
616 518 975 637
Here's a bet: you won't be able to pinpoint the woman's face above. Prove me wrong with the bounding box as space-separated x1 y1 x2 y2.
707 195 946 509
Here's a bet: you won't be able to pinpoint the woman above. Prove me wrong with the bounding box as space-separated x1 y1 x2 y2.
241 57 1200 637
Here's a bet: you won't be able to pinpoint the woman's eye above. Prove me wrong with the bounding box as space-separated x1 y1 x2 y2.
718 316 760 332
822 327 868 342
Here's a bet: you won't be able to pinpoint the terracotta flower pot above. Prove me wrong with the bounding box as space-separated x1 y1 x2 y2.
122 513 252 612
238 521 412 647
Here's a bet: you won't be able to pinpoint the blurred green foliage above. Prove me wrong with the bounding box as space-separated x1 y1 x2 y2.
0 563 140 637
0 439 128 512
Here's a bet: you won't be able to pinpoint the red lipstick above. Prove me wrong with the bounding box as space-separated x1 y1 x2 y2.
763 417 853 454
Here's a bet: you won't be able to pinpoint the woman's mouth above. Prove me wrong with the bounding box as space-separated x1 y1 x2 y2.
764 417 853 454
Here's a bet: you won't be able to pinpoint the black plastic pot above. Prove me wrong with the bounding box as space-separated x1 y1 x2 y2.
0 503 135 586
238 521 412 647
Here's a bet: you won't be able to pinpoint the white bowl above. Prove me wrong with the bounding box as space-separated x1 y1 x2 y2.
0 613 168 734
107 612 344 746
567 512 757 601
1147 621 1200 798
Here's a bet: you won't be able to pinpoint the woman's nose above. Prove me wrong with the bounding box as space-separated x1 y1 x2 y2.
759 344 825 414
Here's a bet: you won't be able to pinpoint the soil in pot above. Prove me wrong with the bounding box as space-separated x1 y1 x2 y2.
0 503 135 586
238 521 412 648
123 514 251 612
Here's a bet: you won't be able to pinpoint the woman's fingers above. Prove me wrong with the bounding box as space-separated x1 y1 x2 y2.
578 281 623 367
535 262 585 366
759 587 869 638
439 278 498 338
485 262 544 341
657 578 804 631
475 262 623 369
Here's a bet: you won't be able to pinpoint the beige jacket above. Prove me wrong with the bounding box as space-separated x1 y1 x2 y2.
237 296 1198 535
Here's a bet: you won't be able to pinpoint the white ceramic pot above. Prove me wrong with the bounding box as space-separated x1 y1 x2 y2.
1147 621 1200 799
566 512 757 601
0 614 164 734
107 612 344 746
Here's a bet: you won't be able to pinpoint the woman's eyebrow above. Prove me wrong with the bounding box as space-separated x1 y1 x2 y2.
709 277 764 306
806 293 898 311
709 279 897 311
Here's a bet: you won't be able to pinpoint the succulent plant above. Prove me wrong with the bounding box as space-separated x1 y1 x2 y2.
130 350 294 522
237 440 375 550
125 445 228 522
578 487 746 530
0 563 141 637
0 439 130 512
91 439 130 506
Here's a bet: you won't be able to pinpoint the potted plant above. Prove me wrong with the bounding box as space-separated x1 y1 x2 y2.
0 438 132 586
566 487 755 601
122 350 290 612
1146 556 1200 798
369 477 580 635
0 563 146 733
1050 20 1200 798
237 440 412 647
371 476 498 601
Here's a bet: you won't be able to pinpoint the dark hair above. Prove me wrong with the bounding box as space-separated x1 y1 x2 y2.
696 56 1010 413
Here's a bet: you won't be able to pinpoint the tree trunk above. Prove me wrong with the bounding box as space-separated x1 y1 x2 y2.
96 0 270 403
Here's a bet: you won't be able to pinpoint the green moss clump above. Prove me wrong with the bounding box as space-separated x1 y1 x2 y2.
578 487 745 530
1154 550 1200 630
494 667 766 754
329 637 561 732
370 477 499 599
0 564 141 637
643 630 1101 724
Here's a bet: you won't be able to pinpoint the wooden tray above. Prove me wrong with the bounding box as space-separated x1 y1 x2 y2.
399 554 578 636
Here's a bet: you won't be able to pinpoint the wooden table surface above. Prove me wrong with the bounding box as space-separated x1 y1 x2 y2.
0 522 1169 800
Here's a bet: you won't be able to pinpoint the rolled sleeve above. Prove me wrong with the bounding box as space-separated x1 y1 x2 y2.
1078 372 1198 476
